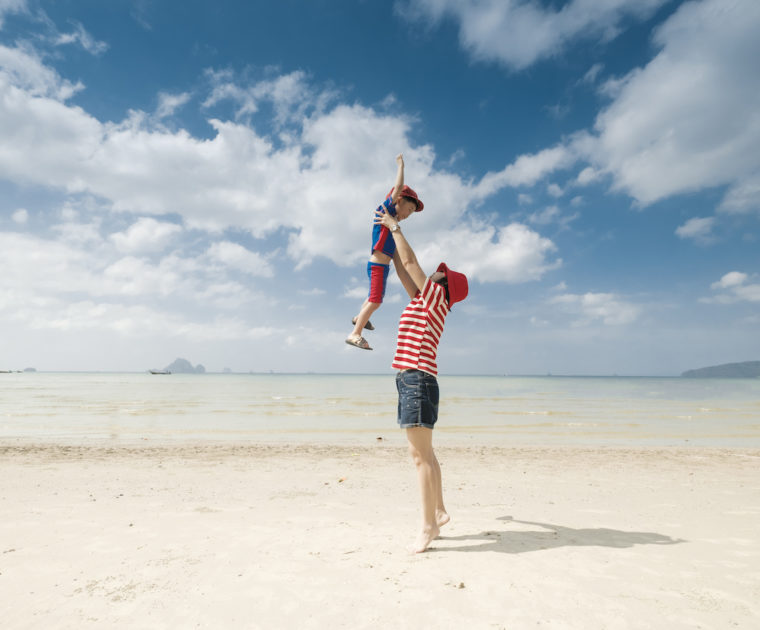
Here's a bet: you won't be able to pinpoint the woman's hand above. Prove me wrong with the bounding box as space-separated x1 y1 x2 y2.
374 208 399 231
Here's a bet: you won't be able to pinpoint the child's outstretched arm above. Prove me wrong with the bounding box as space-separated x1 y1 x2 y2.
390 153 404 204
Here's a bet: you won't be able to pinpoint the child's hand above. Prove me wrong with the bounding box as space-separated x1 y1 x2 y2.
396 153 404 166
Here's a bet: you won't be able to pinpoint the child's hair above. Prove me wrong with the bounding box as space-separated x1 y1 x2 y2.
402 195 420 210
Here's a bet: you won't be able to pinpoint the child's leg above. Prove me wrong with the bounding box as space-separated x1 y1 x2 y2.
348 262 388 341
349 300 381 339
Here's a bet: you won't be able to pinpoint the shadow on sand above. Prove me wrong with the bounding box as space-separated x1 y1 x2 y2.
432 516 685 554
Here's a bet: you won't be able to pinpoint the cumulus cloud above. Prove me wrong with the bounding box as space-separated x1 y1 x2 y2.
707 271 760 303
205 241 274 277
0 44 562 285
718 172 760 214
675 216 715 244
579 0 760 212
550 291 641 326
398 0 668 70
712 271 747 289
0 43 83 99
0 231 98 297
415 222 561 283
0 221 285 350
11 207 28 223
575 166 601 186
110 217 182 254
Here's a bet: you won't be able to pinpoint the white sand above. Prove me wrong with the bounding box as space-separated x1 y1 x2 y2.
1 443 759 629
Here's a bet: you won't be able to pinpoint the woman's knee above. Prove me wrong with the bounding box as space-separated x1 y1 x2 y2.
408 443 433 467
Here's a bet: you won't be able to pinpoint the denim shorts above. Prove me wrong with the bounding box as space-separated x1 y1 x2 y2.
395 369 439 429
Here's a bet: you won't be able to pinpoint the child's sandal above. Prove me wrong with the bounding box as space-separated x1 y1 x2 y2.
345 336 373 351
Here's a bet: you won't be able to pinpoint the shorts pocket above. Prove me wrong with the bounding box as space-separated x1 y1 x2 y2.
422 380 439 422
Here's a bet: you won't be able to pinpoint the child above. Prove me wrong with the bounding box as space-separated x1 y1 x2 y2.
346 153 423 350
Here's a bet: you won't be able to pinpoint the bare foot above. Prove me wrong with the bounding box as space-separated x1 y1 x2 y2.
436 510 450 529
408 524 440 554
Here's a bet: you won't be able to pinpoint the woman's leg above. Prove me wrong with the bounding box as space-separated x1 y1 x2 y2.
431 451 450 527
406 426 441 553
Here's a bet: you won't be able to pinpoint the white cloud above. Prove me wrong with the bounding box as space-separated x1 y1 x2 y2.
579 0 760 211
0 40 563 290
0 43 83 99
547 183 563 198
528 205 560 226
528 205 579 229
474 145 575 197
399 0 668 70
206 241 274 277
551 291 641 326
576 166 601 186
53 21 108 56
0 231 97 296
343 284 368 300
708 271 760 303
0 221 290 361
675 216 715 243
103 255 184 297
416 222 561 283
0 227 264 311
203 69 327 126
11 207 28 223
712 271 747 289
110 217 182 254
156 91 192 119
0 0 26 28
718 172 760 214
518 193 532 205
581 63 604 85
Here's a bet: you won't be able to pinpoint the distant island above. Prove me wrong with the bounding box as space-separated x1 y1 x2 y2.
681 360 760 378
149 358 206 374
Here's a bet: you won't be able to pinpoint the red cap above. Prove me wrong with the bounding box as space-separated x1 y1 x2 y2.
437 263 468 307
387 185 424 211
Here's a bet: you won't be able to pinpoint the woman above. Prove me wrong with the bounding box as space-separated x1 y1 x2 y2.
374 208 469 553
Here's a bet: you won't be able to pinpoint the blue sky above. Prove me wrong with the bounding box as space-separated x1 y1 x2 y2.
0 0 758 375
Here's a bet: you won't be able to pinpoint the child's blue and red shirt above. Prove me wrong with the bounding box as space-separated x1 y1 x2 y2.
371 196 397 257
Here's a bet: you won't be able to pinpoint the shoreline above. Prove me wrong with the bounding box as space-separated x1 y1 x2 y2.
3 440 760 456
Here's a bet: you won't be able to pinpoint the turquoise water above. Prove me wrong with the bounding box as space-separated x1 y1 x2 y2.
1 372 759 447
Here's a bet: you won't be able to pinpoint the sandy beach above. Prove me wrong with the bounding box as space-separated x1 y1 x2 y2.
1 442 759 629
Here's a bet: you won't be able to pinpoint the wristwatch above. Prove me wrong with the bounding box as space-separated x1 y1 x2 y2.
390 222 400 233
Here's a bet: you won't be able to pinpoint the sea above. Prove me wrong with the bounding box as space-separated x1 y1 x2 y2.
1 372 759 448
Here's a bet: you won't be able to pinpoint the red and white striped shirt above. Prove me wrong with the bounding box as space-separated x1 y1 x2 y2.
392 278 449 377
